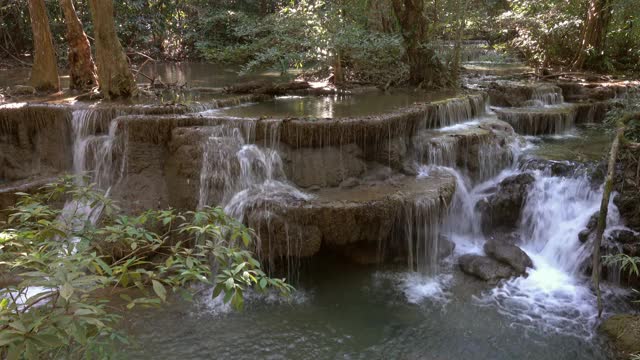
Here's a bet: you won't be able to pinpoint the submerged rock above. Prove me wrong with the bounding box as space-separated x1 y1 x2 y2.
458 254 515 282
600 314 640 355
483 240 533 274
477 172 535 233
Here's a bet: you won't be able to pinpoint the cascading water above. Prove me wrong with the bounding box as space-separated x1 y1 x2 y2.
531 86 564 106
452 161 629 340
71 109 125 188
423 95 487 129
402 195 441 275
197 121 313 220
58 109 130 246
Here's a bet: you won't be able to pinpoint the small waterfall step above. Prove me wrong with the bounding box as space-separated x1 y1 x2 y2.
239 171 456 261
493 105 577 135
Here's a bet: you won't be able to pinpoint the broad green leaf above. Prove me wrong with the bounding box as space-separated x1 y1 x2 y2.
60 283 74 301
152 280 167 302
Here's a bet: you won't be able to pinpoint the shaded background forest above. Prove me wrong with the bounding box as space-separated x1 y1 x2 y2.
1 0 639 85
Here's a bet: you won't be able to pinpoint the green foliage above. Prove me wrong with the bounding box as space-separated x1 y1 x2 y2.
495 0 640 70
195 0 406 83
0 176 293 359
603 253 640 302
497 0 583 66
604 253 640 278
604 93 640 143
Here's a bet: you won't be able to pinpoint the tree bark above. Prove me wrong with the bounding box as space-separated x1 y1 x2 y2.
592 125 624 318
59 0 97 91
451 0 468 85
88 0 137 99
573 0 612 69
27 0 60 92
391 0 449 88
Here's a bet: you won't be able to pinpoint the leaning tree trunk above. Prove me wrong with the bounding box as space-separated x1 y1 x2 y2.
88 0 136 99
574 0 612 69
27 0 60 92
391 0 449 88
59 0 97 91
592 125 624 317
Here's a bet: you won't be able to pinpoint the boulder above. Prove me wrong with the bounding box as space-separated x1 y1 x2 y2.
607 229 640 244
458 254 516 282
483 240 533 274
438 234 456 259
600 314 640 355
476 173 535 233
577 212 598 243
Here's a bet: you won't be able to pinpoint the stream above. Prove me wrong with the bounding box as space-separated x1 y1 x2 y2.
0 57 633 359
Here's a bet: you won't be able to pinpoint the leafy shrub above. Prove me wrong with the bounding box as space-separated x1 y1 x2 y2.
497 0 583 67
0 176 292 359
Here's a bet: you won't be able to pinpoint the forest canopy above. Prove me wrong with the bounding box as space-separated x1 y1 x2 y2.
1 0 638 90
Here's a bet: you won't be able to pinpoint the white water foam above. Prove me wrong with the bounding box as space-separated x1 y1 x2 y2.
477 171 624 338
374 271 453 305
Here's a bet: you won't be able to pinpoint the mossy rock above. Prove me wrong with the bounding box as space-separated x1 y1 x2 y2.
600 314 640 355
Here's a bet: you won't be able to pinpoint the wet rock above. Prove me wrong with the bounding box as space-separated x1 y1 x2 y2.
521 159 578 177
284 144 365 188
578 229 592 243
483 240 533 274
607 229 640 244
438 235 456 259
376 137 407 170
458 254 515 282
494 106 576 136
245 173 456 258
614 191 640 231
486 230 521 245
362 166 393 182
487 83 532 107
477 173 535 233
247 210 322 258
573 101 610 124
339 177 360 189
600 314 640 355
9 85 36 96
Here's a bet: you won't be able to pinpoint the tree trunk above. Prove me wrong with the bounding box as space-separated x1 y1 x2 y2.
88 0 137 99
367 0 394 33
573 0 611 69
27 0 60 92
451 0 468 85
592 125 624 317
59 0 97 91
391 0 449 88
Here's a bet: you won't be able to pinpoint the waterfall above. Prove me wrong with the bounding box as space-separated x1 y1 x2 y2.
63 109 126 234
71 109 125 188
476 170 625 338
531 86 564 106
196 120 312 220
427 95 486 128
401 195 441 275
496 106 576 135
